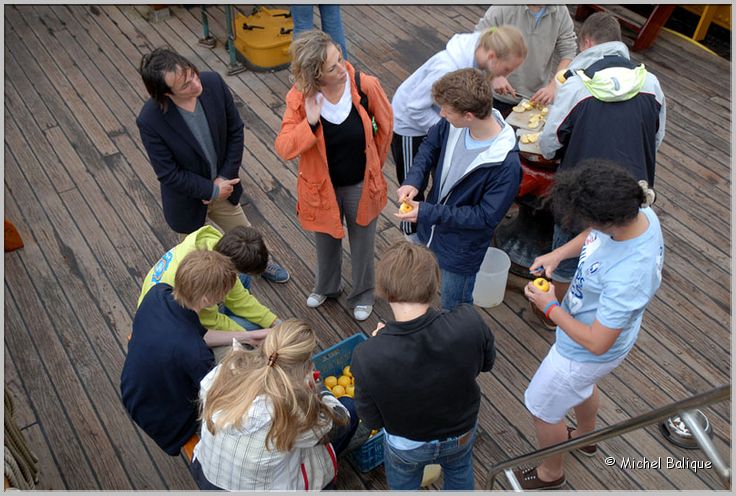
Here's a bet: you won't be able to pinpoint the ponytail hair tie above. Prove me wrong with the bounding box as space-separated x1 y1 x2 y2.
638 180 656 207
267 352 279 368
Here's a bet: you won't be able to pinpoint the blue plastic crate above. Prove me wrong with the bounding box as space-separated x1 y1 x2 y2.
312 333 385 472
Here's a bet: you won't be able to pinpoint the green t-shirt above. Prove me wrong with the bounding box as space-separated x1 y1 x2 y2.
138 226 276 332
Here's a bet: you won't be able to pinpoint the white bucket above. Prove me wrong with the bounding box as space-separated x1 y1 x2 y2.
472 247 511 308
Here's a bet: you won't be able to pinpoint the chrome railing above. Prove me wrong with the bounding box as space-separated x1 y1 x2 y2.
484 385 731 490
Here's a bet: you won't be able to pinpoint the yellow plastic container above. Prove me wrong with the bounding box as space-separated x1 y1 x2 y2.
233 7 293 71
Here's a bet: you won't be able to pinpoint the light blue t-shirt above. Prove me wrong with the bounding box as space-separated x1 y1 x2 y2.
555 207 664 363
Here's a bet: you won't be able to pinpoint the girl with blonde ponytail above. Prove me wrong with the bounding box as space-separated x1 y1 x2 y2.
190 320 358 490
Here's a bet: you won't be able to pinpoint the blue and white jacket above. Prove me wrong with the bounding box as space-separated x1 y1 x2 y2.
404 109 521 275
539 41 666 185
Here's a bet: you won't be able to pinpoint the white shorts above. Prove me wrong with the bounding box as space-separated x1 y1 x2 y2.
524 344 627 424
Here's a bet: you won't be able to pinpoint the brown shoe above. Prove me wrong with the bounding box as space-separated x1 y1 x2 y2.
513 467 566 490
567 426 597 457
529 301 557 331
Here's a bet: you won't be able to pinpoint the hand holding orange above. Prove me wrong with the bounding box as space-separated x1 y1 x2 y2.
533 278 550 292
399 201 414 214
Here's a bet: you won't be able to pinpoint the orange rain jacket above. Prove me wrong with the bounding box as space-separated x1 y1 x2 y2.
275 62 393 239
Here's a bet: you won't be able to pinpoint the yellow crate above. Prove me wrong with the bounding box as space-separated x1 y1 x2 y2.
233 7 293 71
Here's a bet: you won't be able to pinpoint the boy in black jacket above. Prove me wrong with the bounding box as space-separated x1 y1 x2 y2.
351 241 495 490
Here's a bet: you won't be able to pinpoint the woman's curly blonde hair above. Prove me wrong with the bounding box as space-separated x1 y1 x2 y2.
289 30 341 96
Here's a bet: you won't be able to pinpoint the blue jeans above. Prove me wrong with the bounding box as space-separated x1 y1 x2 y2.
440 269 476 310
221 274 261 330
383 425 478 490
551 224 579 283
290 5 349 59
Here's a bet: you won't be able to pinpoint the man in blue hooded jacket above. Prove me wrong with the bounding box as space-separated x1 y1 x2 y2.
396 68 521 310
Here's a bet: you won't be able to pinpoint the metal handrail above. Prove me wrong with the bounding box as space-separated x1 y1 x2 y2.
484 385 731 490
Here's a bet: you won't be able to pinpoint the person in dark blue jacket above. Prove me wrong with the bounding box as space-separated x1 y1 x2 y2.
136 48 289 283
120 250 236 456
396 68 520 310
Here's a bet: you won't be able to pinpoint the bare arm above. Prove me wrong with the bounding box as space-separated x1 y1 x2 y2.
203 328 271 347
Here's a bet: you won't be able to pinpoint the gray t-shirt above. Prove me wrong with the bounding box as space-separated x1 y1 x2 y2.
178 100 218 181
439 129 492 199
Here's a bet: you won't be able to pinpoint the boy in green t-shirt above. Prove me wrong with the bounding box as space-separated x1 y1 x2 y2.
139 225 282 348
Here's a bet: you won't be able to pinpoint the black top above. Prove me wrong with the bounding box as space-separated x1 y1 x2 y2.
120 284 215 456
321 105 367 187
351 304 496 441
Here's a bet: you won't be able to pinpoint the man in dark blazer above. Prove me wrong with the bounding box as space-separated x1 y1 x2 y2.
136 48 288 282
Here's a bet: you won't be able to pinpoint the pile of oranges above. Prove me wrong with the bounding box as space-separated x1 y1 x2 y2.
323 366 355 398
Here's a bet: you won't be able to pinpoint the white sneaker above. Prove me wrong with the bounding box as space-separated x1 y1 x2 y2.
354 305 373 321
307 293 327 308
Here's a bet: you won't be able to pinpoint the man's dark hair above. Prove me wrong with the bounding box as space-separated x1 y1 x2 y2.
139 47 199 111
551 159 646 233
432 68 494 119
579 11 622 45
213 226 269 275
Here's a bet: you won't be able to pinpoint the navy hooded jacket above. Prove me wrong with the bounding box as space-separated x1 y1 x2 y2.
403 111 521 275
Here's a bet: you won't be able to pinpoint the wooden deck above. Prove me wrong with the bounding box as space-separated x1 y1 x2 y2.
3 4 731 490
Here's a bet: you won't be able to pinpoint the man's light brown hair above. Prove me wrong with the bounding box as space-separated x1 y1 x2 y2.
432 68 494 119
173 250 237 310
579 11 622 45
376 241 439 304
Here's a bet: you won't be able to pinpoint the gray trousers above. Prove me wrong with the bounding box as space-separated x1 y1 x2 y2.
314 181 376 307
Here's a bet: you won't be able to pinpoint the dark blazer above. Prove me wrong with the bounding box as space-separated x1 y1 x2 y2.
137 71 245 234
120 284 215 455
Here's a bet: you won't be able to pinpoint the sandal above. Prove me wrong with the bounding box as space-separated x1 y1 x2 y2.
567 426 598 456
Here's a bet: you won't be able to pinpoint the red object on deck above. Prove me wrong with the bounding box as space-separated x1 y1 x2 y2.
4 219 24 252
518 161 555 199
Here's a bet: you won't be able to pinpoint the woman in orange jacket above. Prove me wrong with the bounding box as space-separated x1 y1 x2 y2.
275 30 393 321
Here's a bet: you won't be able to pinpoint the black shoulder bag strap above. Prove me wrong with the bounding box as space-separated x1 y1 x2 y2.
354 69 377 135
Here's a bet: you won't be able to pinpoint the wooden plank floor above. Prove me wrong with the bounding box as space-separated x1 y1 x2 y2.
3 4 730 490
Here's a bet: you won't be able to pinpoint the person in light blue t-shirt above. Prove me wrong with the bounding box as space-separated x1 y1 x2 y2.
516 160 663 490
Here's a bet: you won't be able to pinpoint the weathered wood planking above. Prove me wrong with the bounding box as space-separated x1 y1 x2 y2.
3 4 730 490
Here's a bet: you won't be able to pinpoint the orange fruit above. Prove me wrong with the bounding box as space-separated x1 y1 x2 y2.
346 385 355 397
533 278 550 292
399 201 414 213
337 375 352 388
324 376 338 389
332 385 346 398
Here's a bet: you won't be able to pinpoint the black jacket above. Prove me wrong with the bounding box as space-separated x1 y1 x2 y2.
120 284 215 455
137 72 245 233
351 305 495 441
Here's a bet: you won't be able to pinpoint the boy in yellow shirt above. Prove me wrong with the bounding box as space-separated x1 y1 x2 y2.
139 226 281 349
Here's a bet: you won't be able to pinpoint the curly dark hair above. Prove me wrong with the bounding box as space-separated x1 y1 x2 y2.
551 159 646 233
